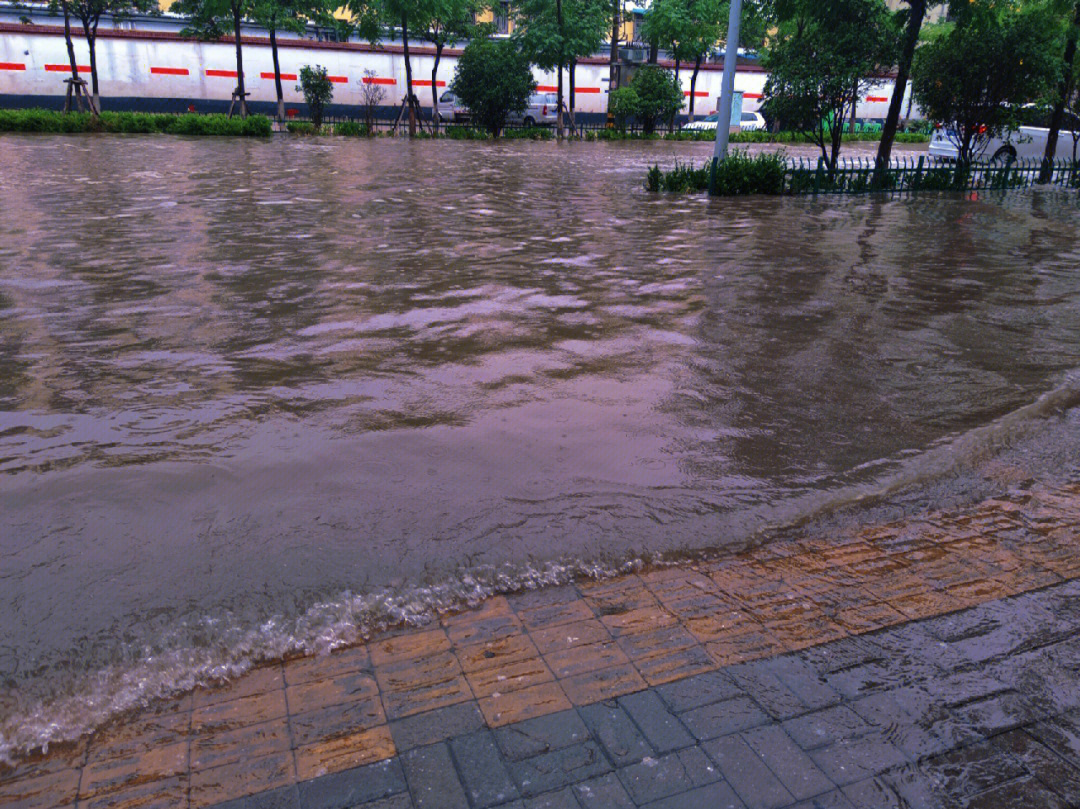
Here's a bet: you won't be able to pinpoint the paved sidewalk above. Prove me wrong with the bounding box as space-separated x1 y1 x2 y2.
2 482 1080 808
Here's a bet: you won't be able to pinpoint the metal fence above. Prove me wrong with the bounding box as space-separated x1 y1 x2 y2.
788 155 1080 194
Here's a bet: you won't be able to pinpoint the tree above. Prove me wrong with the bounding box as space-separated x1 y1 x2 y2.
763 0 897 172
912 0 1060 163
298 64 333 128
348 0 425 135
252 0 337 122
49 0 157 111
416 0 483 133
1041 0 1080 180
640 0 695 125
609 63 683 132
450 37 535 136
513 0 610 134
172 0 256 117
360 67 387 130
874 0 927 183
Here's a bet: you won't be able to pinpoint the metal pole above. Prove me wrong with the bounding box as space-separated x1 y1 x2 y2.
711 0 742 163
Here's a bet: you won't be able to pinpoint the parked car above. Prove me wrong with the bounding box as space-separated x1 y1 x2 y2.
928 105 1080 163
437 91 559 126
436 90 470 124
507 93 560 127
681 110 766 132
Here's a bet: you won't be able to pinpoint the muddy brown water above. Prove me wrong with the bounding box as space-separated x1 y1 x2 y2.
1 135 1079 758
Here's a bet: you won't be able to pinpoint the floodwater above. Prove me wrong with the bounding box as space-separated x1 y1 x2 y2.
2 135 1080 759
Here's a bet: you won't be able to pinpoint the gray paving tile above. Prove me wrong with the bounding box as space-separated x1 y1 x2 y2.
495 711 591 762
521 787 581 809
703 733 793 809
963 775 1071 809
656 670 744 713
725 663 807 721
508 740 610 798
570 773 635 809
921 740 1026 800
787 790 855 809
616 747 719 805
806 734 908 788
210 784 300 809
740 724 834 801
450 730 520 808
990 729 1080 806
678 695 770 742
353 795 416 809
618 690 694 753
639 780 746 809
401 743 468 809
299 758 408 809
390 702 486 752
577 702 654 767
782 706 874 751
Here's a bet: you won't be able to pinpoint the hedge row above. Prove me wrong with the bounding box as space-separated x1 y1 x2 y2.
0 109 272 136
589 128 930 144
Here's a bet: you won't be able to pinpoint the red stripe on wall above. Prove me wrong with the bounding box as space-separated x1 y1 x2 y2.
866 96 888 102
206 69 238 77
576 87 601 94
328 75 348 83
683 91 709 97
413 80 446 87
45 63 92 71
743 92 762 99
261 71 297 80
150 66 188 75
361 76 395 85
536 85 558 92
0 62 26 70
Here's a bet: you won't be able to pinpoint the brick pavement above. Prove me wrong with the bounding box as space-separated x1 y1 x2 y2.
3 482 1080 809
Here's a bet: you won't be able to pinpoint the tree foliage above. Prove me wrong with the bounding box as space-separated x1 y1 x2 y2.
610 64 684 132
172 0 254 115
763 0 898 171
298 64 334 129
450 38 536 136
512 0 610 73
912 0 1061 162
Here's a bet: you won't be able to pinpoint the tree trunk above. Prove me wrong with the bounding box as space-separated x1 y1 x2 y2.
648 40 657 63
688 55 700 121
557 64 565 138
232 2 247 117
671 56 679 132
432 43 442 135
607 0 619 123
402 12 416 136
556 0 565 138
569 58 576 130
60 0 79 112
1041 0 1080 182
270 25 284 122
81 17 100 110
875 0 925 183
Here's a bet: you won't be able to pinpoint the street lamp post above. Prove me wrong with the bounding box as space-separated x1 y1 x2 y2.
711 0 742 167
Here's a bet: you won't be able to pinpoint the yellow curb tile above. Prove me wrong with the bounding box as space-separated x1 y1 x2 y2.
544 640 630 679
80 741 188 801
705 629 786 669
190 716 291 772
0 767 80 807
86 708 191 765
283 645 370 686
599 605 678 637
369 628 451 667
289 696 386 747
559 663 648 706
819 541 883 568
457 634 542 674
466 656 555 699
834 602 908 634
683 608 758 643
889 589 963 621
379 674 473 721
515 598 594 631
614 624 699 662
285 671 379 715
294 725 396 781
478 681 572 727
78 775 189 809
632 643 716 687
770 619 848 651
375 650 463 690
944 577 1023 607
189 751 295 809
192 665 283 709
191 689 287 735
530 619 612 655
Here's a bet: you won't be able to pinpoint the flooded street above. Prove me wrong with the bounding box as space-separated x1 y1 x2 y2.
2 134 1080 756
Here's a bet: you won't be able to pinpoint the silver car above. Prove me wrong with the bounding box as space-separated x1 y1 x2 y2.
507 93 560 127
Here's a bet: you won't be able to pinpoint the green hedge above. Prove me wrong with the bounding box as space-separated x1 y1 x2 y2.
646 151 789 194
0 108 272 136
591 127 930 144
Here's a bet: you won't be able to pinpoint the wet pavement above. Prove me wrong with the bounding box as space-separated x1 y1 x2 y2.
3 481 1080 808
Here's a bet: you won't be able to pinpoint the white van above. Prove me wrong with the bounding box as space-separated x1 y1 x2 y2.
929 106 1080 163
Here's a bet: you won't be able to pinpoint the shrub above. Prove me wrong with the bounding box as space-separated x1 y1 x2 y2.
286 122 320 135
709 150 788 195
334 120 370 136
450 39 535 137
501 126 553 140
612 66 684 134
297 65 334 131
0 108 271 136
